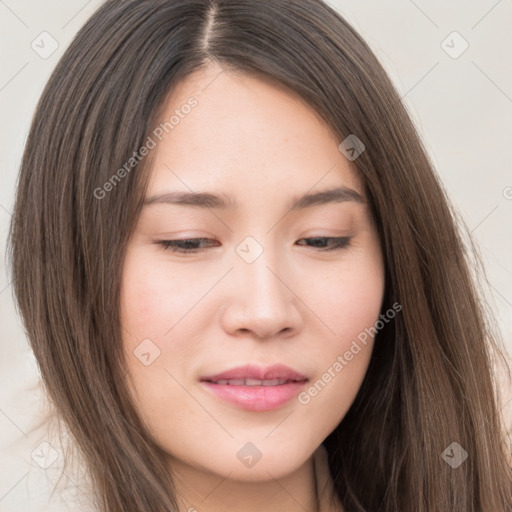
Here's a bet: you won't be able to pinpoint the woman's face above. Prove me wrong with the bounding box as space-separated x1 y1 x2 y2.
120 62 385 486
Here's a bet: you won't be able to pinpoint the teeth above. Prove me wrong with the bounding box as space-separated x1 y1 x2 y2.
245 378 266 386
226 379 245 386
213 378 290 386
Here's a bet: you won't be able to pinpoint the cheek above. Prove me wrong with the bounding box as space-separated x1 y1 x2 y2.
302 247 385 346
119 252 196 397
329 266 384 342
120 252 208 345
119 253 205 442
295 249 385 427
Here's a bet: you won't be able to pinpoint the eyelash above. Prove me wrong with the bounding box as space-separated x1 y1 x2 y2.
156 236 352 253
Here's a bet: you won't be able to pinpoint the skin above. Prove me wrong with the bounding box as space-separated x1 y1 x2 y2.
120 61 385 512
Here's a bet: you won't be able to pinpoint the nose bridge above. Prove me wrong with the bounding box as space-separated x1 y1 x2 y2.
219 235 302 338
235 236 288 308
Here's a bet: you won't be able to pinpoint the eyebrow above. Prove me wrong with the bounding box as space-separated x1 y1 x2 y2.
143 186 365 210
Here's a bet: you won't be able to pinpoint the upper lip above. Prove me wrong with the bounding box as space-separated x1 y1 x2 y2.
200 364 308 383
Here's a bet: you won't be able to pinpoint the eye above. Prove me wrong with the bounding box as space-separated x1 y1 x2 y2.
157 238 218 253
295 236 351 251
156 236 351 254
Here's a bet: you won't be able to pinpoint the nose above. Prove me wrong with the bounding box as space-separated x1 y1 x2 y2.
219 250 303 340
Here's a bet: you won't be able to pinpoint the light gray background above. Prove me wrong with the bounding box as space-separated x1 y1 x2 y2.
1 1 511 510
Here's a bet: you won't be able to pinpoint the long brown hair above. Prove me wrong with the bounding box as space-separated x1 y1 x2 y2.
8 0 511 510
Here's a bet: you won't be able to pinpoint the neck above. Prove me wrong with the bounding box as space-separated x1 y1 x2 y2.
171 454 319 512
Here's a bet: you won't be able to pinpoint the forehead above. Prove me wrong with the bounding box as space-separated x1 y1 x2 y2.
146 62 362 200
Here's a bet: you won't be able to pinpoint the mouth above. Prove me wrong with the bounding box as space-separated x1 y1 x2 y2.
203 378 305 386
199 364 308 411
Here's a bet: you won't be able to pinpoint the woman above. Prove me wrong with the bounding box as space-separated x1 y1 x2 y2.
8 0 512 510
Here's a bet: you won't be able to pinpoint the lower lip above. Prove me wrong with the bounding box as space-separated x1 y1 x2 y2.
200 380 308 411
